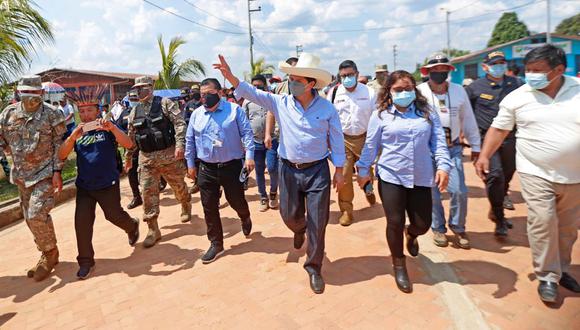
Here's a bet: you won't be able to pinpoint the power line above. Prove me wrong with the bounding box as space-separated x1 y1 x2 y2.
253 0 544 34
449 0 480 13
141 0 244 35
181 0 246 30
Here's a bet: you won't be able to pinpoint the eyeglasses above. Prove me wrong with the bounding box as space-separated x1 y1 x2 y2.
339 73 357 79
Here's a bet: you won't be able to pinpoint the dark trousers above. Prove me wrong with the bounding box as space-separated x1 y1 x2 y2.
378 180 432 258
75 182 136 266
485 137 516 220
0 156 9 179
198 159 250 245
279 159 330 275
128 150 140 198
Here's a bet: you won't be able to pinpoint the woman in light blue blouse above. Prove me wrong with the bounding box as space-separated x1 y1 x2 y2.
356 71 451 293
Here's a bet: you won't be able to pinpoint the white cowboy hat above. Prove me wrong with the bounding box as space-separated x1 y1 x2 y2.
278 53 332 89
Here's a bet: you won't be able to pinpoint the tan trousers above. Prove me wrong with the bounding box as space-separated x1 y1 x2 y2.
17 179 58 252
339 133 368 214
519 173 580 283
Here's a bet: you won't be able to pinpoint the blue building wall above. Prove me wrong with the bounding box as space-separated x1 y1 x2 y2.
451 36 580 84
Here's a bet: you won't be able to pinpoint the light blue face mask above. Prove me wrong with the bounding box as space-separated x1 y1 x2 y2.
392 90 416 108
488 63 507 78
342 75 357 89
129 101 139 108
525 71 554 90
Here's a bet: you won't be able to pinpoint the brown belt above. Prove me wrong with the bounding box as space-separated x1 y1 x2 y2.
282 158 325 170
344 132 367 139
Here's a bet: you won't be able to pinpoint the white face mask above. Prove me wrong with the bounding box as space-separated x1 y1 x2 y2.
525 70 555 90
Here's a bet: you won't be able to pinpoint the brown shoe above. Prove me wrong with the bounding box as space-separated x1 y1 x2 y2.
366 193 377 205
32 248 59 282
339 212 353 226
433 232 448 247
180 202 192 223
143 219 161 248
454 232 470 249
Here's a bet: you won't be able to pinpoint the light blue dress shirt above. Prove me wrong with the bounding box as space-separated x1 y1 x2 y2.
356 104 451 188
234 81 346 167
185 99 254 168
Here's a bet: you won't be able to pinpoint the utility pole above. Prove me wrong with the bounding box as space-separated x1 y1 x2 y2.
445 9 451 58
247 0 261 73
393 45 398 70
296 44 303 58
546 0 551 43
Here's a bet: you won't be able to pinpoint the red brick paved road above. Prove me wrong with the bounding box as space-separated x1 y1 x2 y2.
0 155 578 329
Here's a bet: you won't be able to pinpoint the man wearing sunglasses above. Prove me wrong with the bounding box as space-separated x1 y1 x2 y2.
0 75 67 281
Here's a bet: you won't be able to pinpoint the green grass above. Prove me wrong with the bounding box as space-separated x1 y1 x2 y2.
0 158 78 203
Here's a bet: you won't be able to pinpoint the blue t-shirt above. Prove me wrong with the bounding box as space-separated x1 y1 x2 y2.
74 129 119 191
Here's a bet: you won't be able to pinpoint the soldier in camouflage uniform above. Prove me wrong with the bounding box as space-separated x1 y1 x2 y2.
125 76 191 248
367 64 389 96
0 75 66 281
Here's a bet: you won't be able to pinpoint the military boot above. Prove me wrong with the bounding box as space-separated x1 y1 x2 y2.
143 219 161 248
180 202 192 223
32 248 59 282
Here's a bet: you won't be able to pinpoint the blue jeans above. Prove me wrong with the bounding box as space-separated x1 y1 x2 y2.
254 139 279 199
431 145 468 234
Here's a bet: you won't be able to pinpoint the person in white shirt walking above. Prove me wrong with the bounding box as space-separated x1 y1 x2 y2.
476 45 580 304
328 60 377 226
418 53 481 249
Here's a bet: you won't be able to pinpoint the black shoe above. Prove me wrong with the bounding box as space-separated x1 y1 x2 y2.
241 217 252 236
503 195 515 210
201 243 224 264
294 232 305 249
159 179 167 192
537 281 558 303
405 227 419 257
505 219 513 229
393 257 412 293
560 272 580 293
77 265 95 280
494 220 508 237
309 273 325 294
128 219 140 246
127 196 142 209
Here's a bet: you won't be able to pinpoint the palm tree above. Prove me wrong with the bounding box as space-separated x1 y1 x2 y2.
155 35 205 90
251 57 275 76
0 0 54 83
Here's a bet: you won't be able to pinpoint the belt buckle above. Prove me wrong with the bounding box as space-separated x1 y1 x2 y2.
217 162 225 168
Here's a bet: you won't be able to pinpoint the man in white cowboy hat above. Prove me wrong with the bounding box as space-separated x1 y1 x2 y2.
418 52 481 248
0 75 67 281
214 53 346 294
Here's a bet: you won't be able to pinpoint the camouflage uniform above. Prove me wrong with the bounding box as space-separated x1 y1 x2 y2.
126 77 190 247
367 64 389 96
0 76 66 280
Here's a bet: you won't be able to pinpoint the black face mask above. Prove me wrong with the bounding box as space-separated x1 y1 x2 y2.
255 86 266 91
203 93 220 108
192 92 201 101
429 71 449 84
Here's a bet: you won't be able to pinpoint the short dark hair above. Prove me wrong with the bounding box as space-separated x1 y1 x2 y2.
338 60 358 72
286 57 299 65
508 63 520 75
524 44 567 69
251 74 267 86
201 78 222 90
305 77 316 85
52 101 59 106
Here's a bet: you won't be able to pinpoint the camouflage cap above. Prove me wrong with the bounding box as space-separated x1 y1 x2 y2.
132 76 154 88
375 64 388 73
17 75 43 91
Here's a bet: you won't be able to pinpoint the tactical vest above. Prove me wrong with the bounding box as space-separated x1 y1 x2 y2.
133 96 176 153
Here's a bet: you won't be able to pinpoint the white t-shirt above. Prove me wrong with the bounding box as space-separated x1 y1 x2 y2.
62 103 75 125
328 83 376 136
492 76 580 184
417 82 481 152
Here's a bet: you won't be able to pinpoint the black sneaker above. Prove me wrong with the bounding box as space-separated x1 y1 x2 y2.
494 220 508 237
503 195 515 210
128 218 140 246
241 217 252 236
77 265 95 280
201 243 225 264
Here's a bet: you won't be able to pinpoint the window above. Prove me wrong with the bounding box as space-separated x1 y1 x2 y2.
465 63 479 80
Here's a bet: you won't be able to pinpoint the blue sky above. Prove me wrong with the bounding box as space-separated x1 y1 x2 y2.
29 0 579 83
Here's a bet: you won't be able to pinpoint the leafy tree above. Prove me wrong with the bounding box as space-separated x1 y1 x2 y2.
0 0 54 83
155 35 205 90
441 48 470 58
487 12 530 47
251 57 275 76
555 13 580 36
